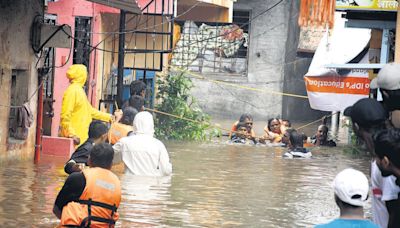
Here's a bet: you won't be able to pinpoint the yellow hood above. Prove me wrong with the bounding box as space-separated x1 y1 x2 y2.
66 64 87 87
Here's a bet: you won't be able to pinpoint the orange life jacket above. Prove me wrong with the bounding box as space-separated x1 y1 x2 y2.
108 122 133 145
60 167 121 228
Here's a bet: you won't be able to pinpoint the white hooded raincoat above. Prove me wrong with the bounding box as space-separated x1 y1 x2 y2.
113 112 172 176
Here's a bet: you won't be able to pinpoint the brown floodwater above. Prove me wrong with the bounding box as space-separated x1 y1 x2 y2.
0 136 372 227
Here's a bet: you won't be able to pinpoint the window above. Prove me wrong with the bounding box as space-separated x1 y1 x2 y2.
171 17 250 75
8 70 29 139
73 17 92 68
232 10 250 59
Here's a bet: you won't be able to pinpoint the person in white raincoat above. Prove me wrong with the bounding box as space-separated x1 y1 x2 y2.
113 111 172 176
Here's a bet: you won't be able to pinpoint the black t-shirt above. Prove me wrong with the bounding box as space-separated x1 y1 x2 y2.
54 172 86 211
310 135 337 147
70 139 94 163
64 139 94 174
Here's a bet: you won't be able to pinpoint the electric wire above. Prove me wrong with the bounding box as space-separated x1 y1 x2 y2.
61 0 285 54
86 1 202 35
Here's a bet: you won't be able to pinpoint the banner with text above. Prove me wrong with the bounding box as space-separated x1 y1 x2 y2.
336 0 398 12
304 13 371 112
305 71 370 111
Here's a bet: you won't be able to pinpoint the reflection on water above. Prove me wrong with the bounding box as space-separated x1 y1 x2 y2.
0 140 371 227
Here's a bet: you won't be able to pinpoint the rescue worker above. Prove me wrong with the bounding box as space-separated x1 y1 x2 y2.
64 121 109 174
53 143 121 227
59 64 116 146
229 113 256 139
108 107 137 145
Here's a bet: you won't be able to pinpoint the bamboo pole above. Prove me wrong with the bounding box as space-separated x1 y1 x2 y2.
395 4 400 63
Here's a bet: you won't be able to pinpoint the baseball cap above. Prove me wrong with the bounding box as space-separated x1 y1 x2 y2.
343 98 387 127
370 63 400 90
333 168 369 207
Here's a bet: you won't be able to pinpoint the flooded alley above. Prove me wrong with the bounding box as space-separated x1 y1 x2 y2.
0 140 371 227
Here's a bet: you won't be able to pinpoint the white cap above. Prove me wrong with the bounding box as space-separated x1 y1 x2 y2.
370 63 400 90
333 168 369 207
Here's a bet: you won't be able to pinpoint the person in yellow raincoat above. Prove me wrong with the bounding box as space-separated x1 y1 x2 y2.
60 64 113 146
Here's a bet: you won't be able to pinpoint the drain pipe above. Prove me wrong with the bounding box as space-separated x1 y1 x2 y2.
330 111 339 135
34 68 45 164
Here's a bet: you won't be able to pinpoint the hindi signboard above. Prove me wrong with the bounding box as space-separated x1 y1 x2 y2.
336 0 398 11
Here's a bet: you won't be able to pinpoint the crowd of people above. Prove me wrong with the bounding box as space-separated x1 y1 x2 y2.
229 113 336 158
52 63 400 227
229 63 400 228
316 63 400 228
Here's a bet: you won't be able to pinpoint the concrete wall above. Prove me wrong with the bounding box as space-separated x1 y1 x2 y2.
189 0 325 122
0 0 44 161
189 0 290 121
281 0 326 121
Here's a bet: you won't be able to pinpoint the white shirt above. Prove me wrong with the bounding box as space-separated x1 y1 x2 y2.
371 160 400 228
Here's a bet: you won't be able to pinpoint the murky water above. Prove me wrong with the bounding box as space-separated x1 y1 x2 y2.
0 138 372 227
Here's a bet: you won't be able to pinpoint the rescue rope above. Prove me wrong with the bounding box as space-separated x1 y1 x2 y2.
169 66 309 99
295 112 338 130
146 107 340 141
153 67 339 136
145 107 233 133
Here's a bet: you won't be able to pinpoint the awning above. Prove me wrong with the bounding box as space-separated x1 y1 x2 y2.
86 0 142 14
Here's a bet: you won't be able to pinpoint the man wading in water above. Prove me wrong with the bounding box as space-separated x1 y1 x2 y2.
54 143 121 227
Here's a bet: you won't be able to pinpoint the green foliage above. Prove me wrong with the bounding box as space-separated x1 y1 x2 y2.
155 72 215 140
342 119 368 155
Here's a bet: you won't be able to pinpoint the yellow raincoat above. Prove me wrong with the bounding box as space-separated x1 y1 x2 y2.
60 64 111 146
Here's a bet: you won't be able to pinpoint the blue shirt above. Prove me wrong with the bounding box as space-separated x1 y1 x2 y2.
315 219 379 228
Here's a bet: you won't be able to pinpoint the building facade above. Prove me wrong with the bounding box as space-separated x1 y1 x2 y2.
184 0 324 121
46 0 120 137
0 0 44 160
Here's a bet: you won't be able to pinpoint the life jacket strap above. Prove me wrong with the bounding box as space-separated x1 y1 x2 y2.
78 199 118 212
79 198 117 227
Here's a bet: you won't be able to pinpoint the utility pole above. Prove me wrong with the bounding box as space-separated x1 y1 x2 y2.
117 10 126 108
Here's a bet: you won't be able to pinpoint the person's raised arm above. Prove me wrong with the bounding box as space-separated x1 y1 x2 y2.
90 105 112 123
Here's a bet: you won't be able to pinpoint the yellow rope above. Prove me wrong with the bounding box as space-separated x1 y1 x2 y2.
152 67 338 136
295 112 339 130
147 107 338 139
144 107 233 133
296 118 325 130
169 66 309 99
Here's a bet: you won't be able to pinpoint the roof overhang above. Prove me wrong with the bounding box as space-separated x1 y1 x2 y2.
86 0 142 14
178 0 232 8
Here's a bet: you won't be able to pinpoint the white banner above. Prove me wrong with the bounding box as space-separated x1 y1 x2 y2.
304 13 371 112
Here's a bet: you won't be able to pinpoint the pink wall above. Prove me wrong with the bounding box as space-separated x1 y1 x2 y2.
47 0 118 137
47 0 171 137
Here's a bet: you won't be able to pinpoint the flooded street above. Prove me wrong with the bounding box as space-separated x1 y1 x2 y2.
0 137 372 227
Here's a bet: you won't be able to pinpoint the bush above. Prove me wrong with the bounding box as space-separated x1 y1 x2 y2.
155 71 216 140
